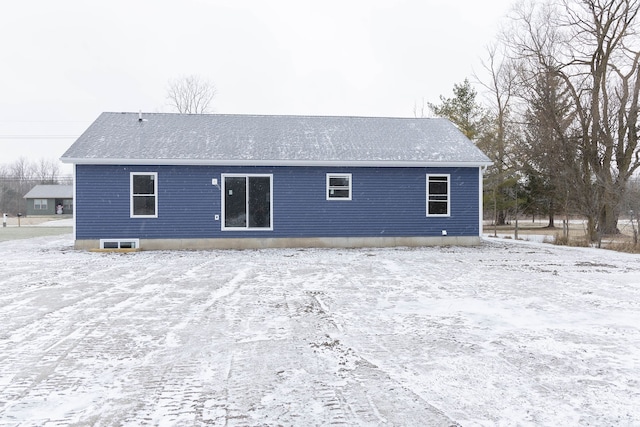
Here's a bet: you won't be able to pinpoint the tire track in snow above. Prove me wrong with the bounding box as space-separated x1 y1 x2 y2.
0 258 156 418
0 253 220 425
112 262 254 426
257 254 459 426
296 252 460 426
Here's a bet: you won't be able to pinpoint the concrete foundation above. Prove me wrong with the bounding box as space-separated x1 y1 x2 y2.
74 235 482 251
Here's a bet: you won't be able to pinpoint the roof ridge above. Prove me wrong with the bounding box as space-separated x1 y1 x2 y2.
102 111 443 121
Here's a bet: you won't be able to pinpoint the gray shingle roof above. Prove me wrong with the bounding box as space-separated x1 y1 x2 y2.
24 185 73 199
61 112 492 167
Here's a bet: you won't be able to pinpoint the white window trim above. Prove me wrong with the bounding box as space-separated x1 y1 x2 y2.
221 173 273 231
426 174 450 217
326 173 352 201
130 172 158 218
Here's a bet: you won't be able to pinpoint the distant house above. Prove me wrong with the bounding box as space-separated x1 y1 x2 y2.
61 112 491 250
23 185 73 216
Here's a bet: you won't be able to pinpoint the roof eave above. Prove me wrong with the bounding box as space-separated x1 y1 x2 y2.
61 157 493 168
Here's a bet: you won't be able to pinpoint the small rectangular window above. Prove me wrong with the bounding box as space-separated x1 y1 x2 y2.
327 173 352 200
100 239 140 250
131 172 158 218
427 174 450 216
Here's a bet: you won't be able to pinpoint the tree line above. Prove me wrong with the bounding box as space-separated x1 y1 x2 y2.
0 157 71 215
427 0 640 241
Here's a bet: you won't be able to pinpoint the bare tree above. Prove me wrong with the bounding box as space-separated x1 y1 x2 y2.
0 163 9 214
10 157 34 185
477 44 520 226
413 98 427 118
166 75 217 114
562 0 640 237
0 157 64 215
505 0 640 239
1 157 34 215
35 158 60 184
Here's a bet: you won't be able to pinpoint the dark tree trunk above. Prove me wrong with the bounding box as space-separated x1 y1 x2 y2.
547 211 555 228
587 216 598 242
546 199 555 228
597 202 620 235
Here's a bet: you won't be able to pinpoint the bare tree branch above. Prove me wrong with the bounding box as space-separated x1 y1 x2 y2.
166 75 217 114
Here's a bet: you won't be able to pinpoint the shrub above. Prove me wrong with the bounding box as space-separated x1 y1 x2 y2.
550 233 589 247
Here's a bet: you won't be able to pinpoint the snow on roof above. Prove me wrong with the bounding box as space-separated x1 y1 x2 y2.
61 112 492 167
24 185 73 199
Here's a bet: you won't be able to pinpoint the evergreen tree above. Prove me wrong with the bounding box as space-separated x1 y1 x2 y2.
520 71 576 228
428 79 487 140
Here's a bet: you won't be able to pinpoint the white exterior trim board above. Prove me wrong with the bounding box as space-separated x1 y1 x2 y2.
62 157 493 168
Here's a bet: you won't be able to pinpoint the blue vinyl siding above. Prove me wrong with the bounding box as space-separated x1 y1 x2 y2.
75 165 480 240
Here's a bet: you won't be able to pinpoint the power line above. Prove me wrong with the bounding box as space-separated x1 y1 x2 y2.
0 135 77 139
0 175 73 181
0 120 87 123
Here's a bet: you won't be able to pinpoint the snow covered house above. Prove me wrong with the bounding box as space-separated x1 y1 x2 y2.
61 112 492 250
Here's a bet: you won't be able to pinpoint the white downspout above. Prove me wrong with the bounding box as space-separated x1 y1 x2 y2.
72 163 77 243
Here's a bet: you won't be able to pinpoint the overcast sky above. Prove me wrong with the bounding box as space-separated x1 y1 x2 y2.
0 0 514 174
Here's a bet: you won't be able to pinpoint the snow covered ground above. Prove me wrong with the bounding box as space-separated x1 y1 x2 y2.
0 234 639 426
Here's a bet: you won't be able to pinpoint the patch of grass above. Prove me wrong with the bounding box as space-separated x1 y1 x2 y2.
604 241 640 254
0 226 72 242
550 233 589 247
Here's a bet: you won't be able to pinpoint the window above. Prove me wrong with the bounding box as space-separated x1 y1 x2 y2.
34 199 48 210
100 239 140 250
131 172 158 218
326 173 352 200
427 174 450 216
222 174 272 230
